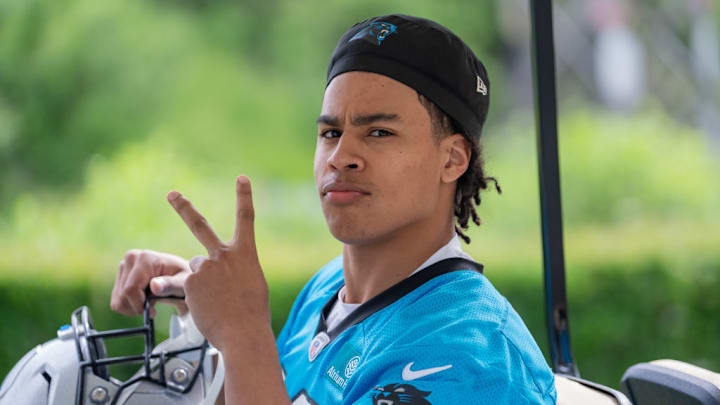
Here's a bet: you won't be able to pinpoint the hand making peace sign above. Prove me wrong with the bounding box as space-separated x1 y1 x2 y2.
167 175 271 353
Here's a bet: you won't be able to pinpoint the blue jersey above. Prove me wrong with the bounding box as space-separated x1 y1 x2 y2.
276 256 557 404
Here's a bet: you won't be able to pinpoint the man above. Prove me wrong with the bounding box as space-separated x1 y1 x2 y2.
111 14 557 404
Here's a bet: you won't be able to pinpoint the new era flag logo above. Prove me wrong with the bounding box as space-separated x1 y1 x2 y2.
476 75 487 95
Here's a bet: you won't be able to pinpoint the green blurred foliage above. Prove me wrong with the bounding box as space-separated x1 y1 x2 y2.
0 0 505 205
0 0 719 392
2 255 719 387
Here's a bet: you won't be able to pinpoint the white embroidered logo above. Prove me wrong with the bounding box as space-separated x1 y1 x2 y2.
476 75 488 95
345 355 360 378
401 362 453 381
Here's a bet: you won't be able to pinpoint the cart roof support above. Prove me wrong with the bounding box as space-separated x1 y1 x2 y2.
529 0 579 377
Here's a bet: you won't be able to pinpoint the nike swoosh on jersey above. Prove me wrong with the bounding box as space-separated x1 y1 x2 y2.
402 362 453 381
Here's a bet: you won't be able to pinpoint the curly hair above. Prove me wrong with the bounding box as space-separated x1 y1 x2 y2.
417 93 501 244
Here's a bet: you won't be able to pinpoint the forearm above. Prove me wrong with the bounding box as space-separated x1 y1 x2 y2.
221 324 290 404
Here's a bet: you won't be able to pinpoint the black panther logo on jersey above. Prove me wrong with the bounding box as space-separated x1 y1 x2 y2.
371 383 432 404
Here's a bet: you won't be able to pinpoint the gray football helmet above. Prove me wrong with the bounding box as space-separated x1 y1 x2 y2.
0 295 224 405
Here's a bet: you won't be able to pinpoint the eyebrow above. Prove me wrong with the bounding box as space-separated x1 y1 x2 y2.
316 113 400 127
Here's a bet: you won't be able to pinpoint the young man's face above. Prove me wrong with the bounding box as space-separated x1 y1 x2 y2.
314 71 450 245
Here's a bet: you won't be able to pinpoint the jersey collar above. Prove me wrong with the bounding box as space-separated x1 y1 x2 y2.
314 257 484 346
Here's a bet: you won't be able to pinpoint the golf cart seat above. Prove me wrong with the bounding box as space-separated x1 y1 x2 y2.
555 374 633 405
621 359 720 405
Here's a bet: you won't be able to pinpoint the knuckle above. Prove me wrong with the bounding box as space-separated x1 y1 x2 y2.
125 249 140 261
111 297 128 314
234 236 256 252
189 256 206 271
199 259 214 272
176 197 189 208
238 184 252 196
216 247 231 260
184 273 197 290
137 250 150 262
190 217 208 233
122 284 139 300
175 198 191 213
150 260 164 275
237 207 255 221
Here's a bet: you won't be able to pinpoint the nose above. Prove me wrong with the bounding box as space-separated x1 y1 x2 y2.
327 134 365 172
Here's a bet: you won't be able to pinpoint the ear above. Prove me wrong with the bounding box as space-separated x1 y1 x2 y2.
440 134 471 184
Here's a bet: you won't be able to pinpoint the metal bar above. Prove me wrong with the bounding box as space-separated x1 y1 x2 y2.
82 354 146 367
528 0 579 377
90 327 148 339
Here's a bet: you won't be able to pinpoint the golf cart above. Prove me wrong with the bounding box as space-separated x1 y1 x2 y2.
529 1 720 404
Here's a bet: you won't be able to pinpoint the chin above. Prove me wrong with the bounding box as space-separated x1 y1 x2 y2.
326 215 416 246
326 217 383 245
327 222 371 245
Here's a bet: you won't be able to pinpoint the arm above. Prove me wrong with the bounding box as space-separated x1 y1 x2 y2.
221 326 288 404
210 327 287 405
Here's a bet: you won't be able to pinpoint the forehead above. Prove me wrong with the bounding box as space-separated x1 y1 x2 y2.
321 71 424 118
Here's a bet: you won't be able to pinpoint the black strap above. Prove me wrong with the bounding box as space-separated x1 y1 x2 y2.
315 257 483 341
529 0 579 377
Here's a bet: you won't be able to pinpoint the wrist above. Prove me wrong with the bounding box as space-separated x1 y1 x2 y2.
219 325 288 404
216 320 275 355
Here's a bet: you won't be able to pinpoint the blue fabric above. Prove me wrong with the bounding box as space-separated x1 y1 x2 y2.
277 256 557 404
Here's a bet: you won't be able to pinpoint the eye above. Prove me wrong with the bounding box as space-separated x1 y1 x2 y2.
369 129 393 137
319 129 341 139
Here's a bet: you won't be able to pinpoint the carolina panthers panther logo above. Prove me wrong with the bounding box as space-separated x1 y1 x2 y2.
350 22 398 45
371 383 432 404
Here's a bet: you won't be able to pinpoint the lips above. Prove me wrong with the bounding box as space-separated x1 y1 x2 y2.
321 181 370 204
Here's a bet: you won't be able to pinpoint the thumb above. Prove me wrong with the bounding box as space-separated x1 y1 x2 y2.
149 272 188 297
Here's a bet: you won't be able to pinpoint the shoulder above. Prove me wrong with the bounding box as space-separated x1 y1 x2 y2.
356 270 556 403
390 269 508 328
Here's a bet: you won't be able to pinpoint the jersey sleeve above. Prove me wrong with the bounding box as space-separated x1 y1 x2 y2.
342 346 556 405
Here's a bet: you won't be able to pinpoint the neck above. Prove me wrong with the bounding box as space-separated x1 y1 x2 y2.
341 214 456 304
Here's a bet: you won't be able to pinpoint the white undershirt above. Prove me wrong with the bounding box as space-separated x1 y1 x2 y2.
325 234 474 332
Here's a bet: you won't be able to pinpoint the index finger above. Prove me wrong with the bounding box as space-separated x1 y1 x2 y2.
167 191 223 253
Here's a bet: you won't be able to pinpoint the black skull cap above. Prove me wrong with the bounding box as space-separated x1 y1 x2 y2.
327 14 490 140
